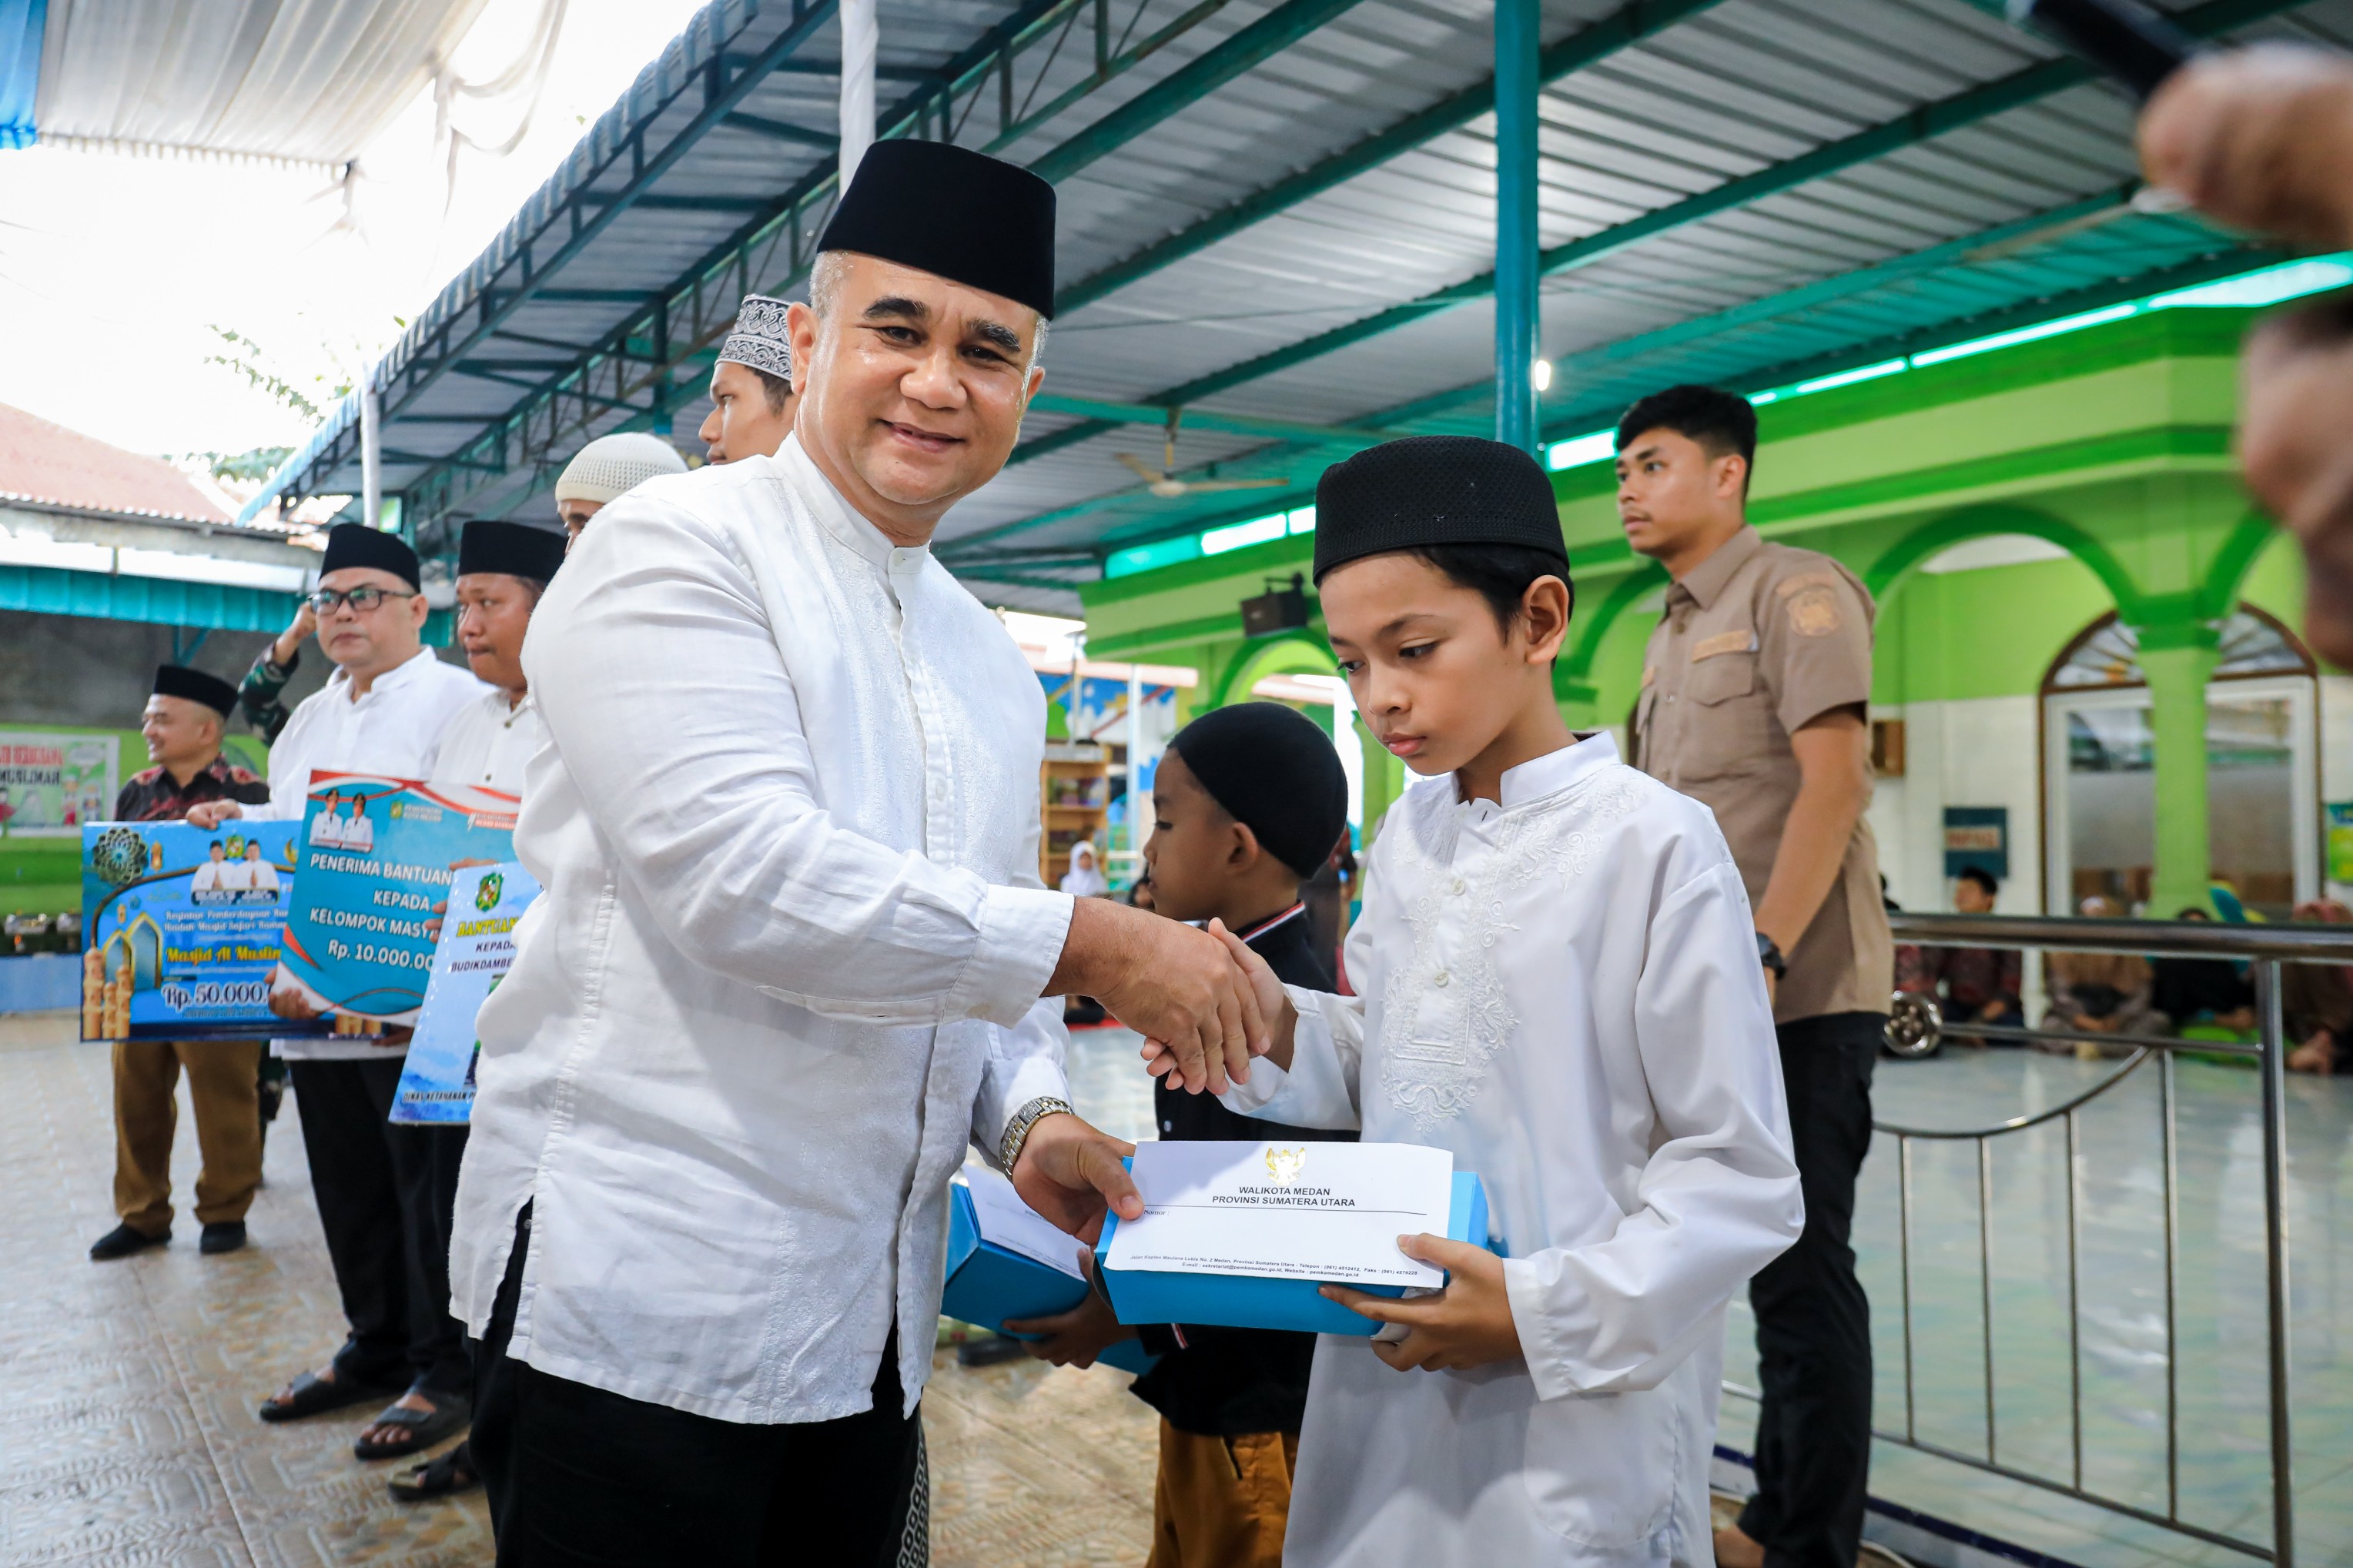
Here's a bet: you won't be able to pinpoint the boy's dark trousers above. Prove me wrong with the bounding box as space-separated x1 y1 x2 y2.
1737 1011 1879 1568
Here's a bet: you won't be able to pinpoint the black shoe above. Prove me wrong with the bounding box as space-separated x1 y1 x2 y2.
956 1332 1030 1368
89 1222 169 1261
390 1439 480 1503
200 1221 247 1255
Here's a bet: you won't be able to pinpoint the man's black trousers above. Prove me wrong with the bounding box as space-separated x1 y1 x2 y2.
288 1058 470 1393
1736 1011 1879 1568
470 1209 925 1566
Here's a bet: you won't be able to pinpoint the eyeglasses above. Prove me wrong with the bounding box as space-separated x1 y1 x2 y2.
307 585 406 615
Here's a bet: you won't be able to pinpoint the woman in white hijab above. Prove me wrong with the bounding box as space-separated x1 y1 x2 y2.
1059 839 1109 899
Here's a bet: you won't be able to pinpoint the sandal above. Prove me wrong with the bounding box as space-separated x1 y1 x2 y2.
258 1369 403 1424
354 1392 471 1461
389 1439 480 1503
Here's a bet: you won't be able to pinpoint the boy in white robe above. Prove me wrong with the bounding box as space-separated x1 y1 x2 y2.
1156 435 1805 1567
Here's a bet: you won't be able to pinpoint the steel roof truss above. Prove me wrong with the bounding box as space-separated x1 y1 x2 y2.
397 0 1357 538
1012 0 2310 470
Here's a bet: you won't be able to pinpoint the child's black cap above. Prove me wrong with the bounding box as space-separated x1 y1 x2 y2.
1167 703 1347 880
1310 435 1567 583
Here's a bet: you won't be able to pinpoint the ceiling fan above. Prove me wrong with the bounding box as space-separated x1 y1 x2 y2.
1116 409 1290 500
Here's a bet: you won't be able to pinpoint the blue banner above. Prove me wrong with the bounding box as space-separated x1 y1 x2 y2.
79 819 320 1041
390 862 539 1124
279 771 519 1025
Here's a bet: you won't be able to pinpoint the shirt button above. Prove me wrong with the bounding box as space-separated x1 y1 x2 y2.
1433 970 1450 988
1450 878 1466 895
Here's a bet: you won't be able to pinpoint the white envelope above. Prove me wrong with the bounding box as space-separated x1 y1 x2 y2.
959 1164 1089 1280
1103 1140 1452 1289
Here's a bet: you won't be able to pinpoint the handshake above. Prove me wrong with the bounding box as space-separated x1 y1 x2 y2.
1046 899 1295 1096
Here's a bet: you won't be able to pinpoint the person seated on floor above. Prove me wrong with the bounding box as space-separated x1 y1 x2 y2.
1920 868 2023 1045
2154 907 2258 1039
2040 896 2164 1059
1007 700 1355 1568
2283 899 2353 1074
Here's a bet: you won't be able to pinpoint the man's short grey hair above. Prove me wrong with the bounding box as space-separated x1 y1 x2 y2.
808 251 1047 370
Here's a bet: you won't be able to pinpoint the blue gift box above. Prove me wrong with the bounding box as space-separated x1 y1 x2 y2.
942 1180 1158 1376
1093 1164 1491 1338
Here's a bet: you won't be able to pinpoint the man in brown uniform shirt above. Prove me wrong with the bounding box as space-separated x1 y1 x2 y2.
1619 386 1891 1568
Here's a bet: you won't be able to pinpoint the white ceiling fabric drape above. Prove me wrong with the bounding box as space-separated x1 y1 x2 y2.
32 0 493 167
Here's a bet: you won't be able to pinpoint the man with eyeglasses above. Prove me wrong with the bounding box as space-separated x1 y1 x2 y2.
188 522 489 1453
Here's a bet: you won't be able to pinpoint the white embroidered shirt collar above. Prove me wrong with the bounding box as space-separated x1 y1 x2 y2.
1455 731 1622 815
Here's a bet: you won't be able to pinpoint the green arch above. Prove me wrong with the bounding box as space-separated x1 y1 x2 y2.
1561 561 1669 685
1863 503 2145 618
2196 511 2284 620
1205 630 1339 709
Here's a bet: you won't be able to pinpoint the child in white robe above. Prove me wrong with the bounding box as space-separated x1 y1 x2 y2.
1152 436 1804 1567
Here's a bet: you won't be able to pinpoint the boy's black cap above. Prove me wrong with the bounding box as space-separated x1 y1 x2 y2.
1310 435 1566 583
1167 702 1347 880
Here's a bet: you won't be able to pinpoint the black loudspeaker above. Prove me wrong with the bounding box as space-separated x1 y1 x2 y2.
1241 573 1309 637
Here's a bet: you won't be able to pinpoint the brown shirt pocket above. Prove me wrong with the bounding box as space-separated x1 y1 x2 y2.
1675 650 1775 784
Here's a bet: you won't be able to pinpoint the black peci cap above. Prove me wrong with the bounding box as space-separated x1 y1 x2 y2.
1310 436 1567 583
816 140 1057 319
319 523 421 590
1167 702 1349 880
152 664 238 718
458 520 566 583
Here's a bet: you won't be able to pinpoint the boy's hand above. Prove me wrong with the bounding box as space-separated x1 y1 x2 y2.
1003 1255 1137 1369
1320 1235 1522 1373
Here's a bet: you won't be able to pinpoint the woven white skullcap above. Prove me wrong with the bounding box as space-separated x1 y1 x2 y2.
554 433 688 506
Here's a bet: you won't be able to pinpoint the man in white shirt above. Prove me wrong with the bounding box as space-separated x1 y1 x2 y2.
374 517 568 1509
452 140 1268 1562
242 842 281 894
420 521 565 793
190 522 489 1460
189 840 230 893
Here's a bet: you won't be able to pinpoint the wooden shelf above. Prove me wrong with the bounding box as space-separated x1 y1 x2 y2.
1040 747 1112 887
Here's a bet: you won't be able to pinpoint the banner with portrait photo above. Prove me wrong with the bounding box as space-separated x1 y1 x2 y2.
79 819 321 1041
278 771 520 1027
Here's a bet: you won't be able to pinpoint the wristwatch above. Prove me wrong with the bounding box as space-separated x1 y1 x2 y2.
1756 931 1788 980
996 1095 1074 1174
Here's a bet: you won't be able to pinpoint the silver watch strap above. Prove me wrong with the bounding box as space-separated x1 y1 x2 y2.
996 1095 1074 1173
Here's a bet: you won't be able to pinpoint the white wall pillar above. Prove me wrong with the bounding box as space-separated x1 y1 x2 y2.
838 0 878 191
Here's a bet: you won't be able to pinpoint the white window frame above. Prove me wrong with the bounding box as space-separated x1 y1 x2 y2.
2042 675 2318 914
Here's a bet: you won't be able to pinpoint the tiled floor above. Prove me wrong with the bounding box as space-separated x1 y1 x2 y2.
1720 1047 2353 1568
0 1013 1163 1566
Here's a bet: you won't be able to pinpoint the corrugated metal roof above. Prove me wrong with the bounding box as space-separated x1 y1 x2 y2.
254 0 2336 613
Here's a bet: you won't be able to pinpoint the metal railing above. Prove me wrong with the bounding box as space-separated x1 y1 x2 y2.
1746 914 2353 1568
